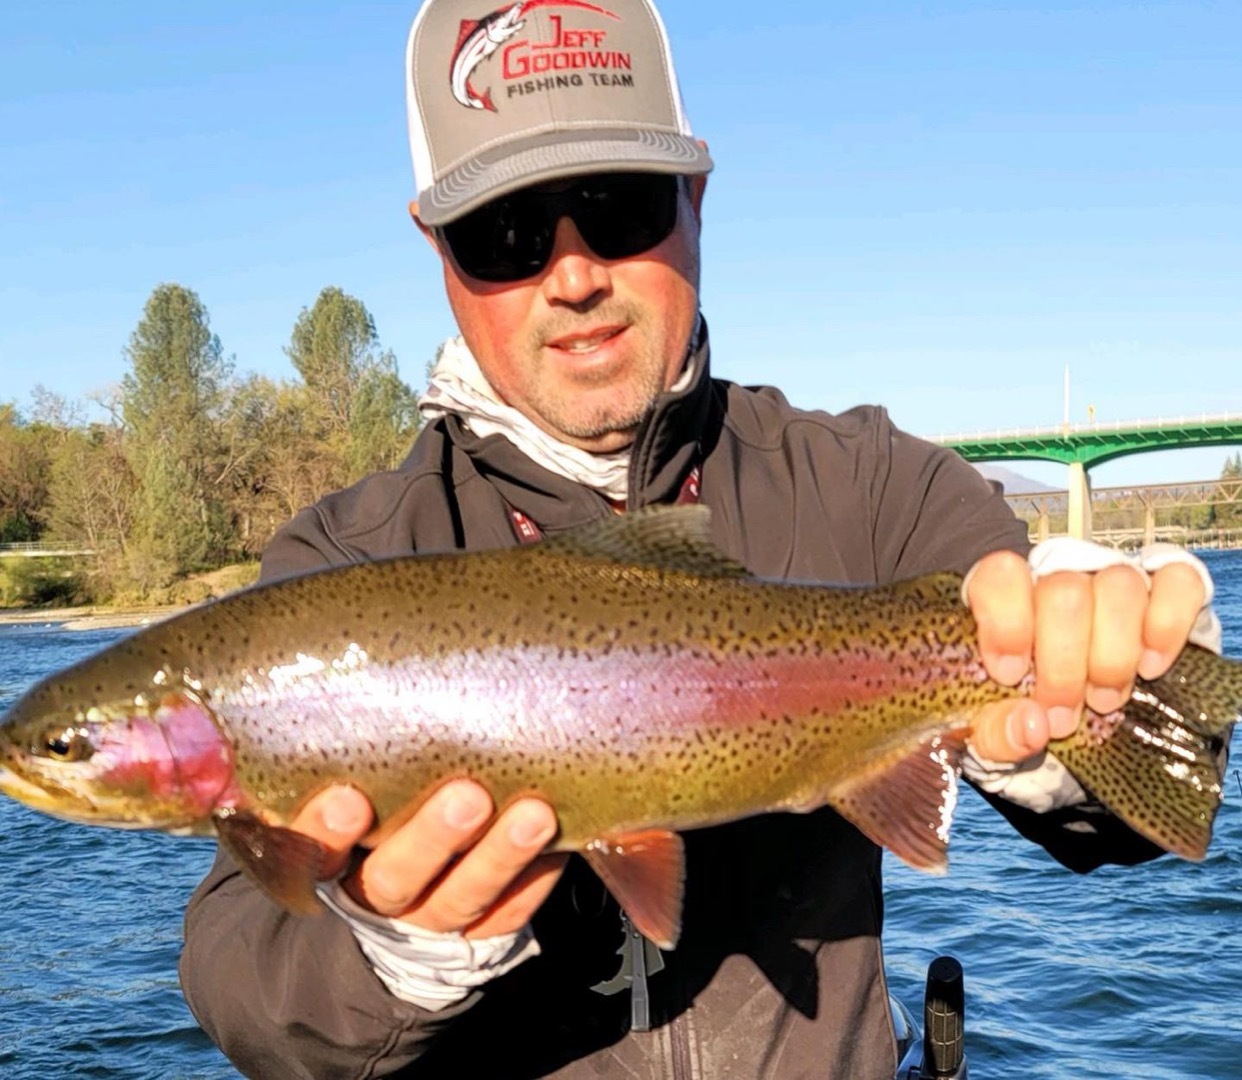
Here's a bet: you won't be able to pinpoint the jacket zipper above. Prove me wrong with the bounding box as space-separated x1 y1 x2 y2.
623 916 695 1079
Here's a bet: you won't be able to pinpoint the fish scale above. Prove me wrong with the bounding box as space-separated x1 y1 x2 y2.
1 505 1238 948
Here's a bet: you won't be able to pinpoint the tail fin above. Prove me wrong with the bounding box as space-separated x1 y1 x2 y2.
1052 645 1240 860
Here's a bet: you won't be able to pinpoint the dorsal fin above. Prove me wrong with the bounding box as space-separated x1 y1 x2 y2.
538 505 749 579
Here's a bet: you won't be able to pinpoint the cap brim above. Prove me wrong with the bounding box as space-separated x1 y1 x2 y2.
417 128 712 226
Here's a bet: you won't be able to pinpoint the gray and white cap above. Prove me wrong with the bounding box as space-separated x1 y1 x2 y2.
406 0 713 226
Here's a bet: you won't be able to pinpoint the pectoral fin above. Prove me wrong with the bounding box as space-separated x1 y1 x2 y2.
827 729 969 872
214 809 326 915
583 828 685 950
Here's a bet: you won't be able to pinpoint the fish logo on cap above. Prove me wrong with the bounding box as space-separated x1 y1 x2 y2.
449 0 618 112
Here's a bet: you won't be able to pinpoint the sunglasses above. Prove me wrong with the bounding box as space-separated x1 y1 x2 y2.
436 173 680 283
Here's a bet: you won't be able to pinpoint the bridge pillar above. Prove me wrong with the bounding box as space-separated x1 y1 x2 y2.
1143 495 1155 547
1067 462 1093 540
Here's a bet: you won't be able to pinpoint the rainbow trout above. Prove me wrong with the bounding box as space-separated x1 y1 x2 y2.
0 507 1237 947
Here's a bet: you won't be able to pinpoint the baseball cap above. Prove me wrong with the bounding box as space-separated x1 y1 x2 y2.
406 0 713 226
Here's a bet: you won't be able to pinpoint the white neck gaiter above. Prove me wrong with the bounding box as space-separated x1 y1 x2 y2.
418 329 699 502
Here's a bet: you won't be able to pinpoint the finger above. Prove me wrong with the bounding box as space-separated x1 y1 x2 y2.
965 549 1034 686
1138 562 1207 679
464 853 570 939
1033 571 1093 737
968 698 1050 762
346 780 494 917
403 798 559 935
1084 564 1148 715
290 785 375 879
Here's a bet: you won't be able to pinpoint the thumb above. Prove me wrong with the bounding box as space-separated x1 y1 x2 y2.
290 785 374 879
969 699 1049 763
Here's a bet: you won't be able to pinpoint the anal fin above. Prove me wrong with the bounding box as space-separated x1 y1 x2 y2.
827 729 969 872
214 808 326 915
583 828 685 950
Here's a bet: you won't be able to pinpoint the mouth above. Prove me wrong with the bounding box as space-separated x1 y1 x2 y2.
544 325 627 356
0 761 73 814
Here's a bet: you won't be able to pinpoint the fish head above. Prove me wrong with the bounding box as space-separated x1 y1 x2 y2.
486 5 526 44
0 668 235 833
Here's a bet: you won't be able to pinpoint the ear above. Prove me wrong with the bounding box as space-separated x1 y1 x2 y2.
686 172 708 216
408 200 441 252
686 140 710 219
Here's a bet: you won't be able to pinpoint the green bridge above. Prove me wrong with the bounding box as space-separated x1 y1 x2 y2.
927 413 1242 538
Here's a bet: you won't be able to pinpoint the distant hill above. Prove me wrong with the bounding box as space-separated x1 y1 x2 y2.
974 464 1059 494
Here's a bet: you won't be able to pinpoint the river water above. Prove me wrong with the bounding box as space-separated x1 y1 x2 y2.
1 553 1239 1079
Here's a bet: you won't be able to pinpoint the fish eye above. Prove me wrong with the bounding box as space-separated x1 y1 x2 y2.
41 728 93 763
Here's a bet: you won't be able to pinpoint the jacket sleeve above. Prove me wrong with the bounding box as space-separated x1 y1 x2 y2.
180 848 477 1078
178 513 479 1078
866 414 1164 870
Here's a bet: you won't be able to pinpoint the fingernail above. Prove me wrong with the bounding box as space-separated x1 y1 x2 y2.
509 812 555 849
991 654 1028 686
1087 684 1127 715
441 787 490 831
1138 648 1166 680
323 795 367 835
1047 705 1079 739
1005 707 1044 756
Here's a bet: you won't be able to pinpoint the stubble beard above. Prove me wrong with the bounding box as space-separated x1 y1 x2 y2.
530 361 667 443
526 309 674 445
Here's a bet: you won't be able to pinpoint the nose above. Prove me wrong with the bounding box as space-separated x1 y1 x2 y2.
538 215 612 307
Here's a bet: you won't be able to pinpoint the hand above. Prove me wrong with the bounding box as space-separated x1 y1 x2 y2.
292 782 567 938
964 549 1207 763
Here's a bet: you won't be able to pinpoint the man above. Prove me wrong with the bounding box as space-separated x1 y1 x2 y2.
180 0 1218 1076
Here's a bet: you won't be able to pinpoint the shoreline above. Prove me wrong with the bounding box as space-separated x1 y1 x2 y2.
0 606 185 631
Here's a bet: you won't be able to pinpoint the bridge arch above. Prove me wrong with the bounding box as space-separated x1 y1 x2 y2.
928 414 1242 537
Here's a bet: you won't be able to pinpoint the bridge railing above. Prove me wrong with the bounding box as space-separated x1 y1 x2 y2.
927 412 1242 444
0 541 97 556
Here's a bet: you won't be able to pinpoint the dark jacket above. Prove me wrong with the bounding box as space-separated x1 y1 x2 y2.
181 336 1158 1078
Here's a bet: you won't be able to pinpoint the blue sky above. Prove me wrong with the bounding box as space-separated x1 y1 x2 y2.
1 0 1238 489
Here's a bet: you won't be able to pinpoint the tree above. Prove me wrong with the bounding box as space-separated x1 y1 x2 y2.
287 287 379 440
0 404 52 543
1216 451 1242 528
121 283 234 582
286 287 419 484
347 366 420 479
213 375 336 557
43 421 137 598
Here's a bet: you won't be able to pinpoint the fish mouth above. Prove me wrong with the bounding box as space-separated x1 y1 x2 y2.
0 761 117 825
0 762 75 815
0 759 195 831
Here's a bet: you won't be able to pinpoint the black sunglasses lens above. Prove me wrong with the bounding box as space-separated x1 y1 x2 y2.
441 173 681 283
440 195 554 283
575 174 679 260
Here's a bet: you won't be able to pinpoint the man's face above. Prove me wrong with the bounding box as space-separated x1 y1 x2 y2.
417 173 707 454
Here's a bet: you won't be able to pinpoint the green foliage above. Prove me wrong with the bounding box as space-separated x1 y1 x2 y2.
121 284 235 580
6 281 426 606
286 286 378 438
286 287 421 483
0 404 53 543
45 424 135 551
1214 452 1242 528
346 366 420 479
0 558 87 608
